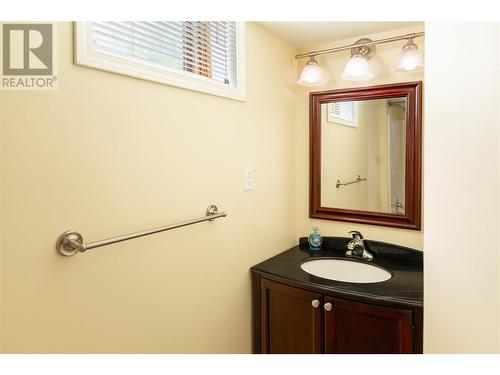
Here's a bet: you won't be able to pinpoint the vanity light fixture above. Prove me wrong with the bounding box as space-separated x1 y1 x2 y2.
392 37 424 72
340 38 375 81
297 56 327 86
294 32 424 85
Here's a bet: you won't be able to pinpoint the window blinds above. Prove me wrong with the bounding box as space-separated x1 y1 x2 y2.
91 22 238 87
327 102 358 126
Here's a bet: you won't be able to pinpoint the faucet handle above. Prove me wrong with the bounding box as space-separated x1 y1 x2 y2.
349 231 363 240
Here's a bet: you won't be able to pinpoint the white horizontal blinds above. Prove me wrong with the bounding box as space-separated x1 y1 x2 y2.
91 22 237 87
328 102 355 122
328 102 358 125
209 22 237 87
183 22 211 78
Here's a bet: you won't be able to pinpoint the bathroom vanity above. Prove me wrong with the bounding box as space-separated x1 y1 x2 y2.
250 237 423 354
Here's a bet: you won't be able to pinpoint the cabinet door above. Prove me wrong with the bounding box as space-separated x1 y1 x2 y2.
261 279 323 353
324 296 413 354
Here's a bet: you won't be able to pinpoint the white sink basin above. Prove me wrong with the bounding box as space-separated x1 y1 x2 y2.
300 258 392 283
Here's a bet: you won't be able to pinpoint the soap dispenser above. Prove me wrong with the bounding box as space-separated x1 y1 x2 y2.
308 226 322 251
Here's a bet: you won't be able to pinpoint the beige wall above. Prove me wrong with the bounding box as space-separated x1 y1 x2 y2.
0 22 297 353
424 22 500 353
295 25 425 250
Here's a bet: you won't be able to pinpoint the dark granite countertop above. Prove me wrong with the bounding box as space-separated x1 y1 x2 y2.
251 237 423 308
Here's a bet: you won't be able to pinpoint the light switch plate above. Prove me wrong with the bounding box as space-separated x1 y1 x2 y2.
244 167 254 191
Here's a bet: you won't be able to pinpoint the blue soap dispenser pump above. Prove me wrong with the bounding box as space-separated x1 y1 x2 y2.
308 226 322 251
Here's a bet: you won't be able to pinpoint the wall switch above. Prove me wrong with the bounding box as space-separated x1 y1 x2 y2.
244 167 254 191
322 162 328 178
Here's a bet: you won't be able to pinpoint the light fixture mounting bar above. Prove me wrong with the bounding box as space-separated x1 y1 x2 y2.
294 32 424 60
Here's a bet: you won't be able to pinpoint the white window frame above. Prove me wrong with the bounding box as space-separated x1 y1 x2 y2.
327 101 359 128
74 22 246 101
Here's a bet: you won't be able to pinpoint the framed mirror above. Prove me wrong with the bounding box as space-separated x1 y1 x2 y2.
309 81 422 230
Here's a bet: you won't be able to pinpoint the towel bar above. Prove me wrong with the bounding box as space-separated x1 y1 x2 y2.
56 204 227 257
336 175 367 189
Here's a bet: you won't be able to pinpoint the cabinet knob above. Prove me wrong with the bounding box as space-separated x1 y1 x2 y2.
324 302 333 311
311 299 320 308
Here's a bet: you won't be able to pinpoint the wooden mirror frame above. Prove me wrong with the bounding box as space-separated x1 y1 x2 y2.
310 81 422 230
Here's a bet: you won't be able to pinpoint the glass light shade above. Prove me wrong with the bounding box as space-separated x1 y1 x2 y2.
341 55 374 81
393 42 424 72
297 58 327 86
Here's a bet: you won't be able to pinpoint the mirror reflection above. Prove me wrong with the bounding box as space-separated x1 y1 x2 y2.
320 98 406 214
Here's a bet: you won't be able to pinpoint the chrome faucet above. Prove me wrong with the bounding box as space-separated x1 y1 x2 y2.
346 231 373 261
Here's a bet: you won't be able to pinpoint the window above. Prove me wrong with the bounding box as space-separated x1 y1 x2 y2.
327 102 358 127
74 22 245 101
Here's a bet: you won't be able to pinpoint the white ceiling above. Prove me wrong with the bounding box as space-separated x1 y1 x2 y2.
259 22 424 48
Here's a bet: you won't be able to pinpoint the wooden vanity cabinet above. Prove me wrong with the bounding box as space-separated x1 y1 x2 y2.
324 295 413 354
260 278 323 353
257 278 417 354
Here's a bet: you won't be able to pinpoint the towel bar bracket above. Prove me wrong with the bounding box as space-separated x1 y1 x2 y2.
56 231 85 257
56 204 227 257
206 204 218 220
